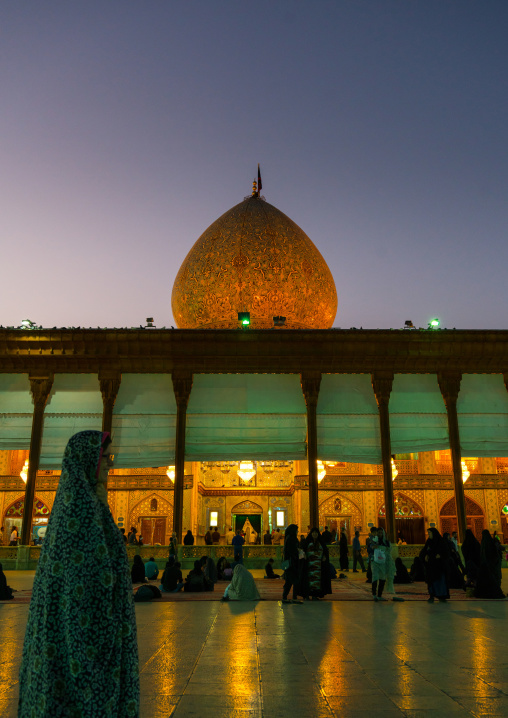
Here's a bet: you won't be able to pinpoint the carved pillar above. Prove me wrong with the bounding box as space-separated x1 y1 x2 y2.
438 372 466 542
20 374 54 546
172 371 193 542
372 372 396 543
99 372 121 435
301 372 321 529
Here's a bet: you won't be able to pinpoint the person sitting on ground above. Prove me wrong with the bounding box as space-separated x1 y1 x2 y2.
183 529 194 545
131 554 146 583
211 527 221 545
393 557 412 584
216 556 230 580
223 564 260 601
203 556 218 585
184 560 214 592
409 555 426 582
264 558 280 579
0 563 14 600
160 560 184 593
144 556 159 581
204 527 213 546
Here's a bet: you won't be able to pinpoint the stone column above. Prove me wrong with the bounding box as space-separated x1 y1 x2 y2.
99 372 121 435
372 372 396 543
301 372 321 529
438 372 467 542
20 374 54 546
172 371 193 542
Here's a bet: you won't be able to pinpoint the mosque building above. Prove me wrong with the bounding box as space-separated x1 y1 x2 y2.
1 178 508 565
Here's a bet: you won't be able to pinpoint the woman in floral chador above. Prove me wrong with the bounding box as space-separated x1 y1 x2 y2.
18 430 139 718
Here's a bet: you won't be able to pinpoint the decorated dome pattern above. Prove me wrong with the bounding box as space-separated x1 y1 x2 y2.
172 196 337 329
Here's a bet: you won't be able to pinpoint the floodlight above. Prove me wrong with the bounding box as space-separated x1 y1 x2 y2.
238 312 250 326
428 318 440 329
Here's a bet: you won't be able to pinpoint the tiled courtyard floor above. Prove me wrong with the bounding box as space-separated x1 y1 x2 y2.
2 571 508 717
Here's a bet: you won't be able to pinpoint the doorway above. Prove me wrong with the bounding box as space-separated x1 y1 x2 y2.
139 517 166 545
325 516 352 542
234 514 262 536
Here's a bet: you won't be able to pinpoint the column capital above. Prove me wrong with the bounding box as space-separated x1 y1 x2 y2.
371 371 394 408
172 371 193 408
438 371 462 406
300 371 321 408
99 371 122 403
29 373 54 409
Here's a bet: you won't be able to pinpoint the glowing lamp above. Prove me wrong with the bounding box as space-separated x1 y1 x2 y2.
461 460 470 484
317 460 326 483
20 459 29 484
166 466 175 482
238 312 250 326
238 460 256 481
429 318 440 329
391 457 398 481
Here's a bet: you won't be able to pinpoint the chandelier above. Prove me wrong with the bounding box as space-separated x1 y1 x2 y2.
391 458 398 481
238 460 256 481
317 460 326 483
20 459 29 484
461 460 470 484
166 466 175 483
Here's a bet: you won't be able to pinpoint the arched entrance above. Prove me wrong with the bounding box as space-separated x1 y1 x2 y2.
128 493 173 545
440 495 484 541
231 500 263 543
378 492 425 543
319 493 363 543
3 496 51 543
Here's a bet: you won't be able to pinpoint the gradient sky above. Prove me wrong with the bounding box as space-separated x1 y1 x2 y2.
1 2 507 330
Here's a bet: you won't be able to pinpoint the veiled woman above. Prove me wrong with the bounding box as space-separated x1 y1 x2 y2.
18 430 139 718
420 527 450 603
475 530 505 599
461 529 481 587
223 564 260 601
370 527 395 600
339 528 349 571
302 528 332 600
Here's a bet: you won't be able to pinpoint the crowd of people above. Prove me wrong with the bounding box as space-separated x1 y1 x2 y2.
7 427 507 718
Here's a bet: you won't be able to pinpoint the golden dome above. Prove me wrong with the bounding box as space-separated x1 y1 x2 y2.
172 195 337 329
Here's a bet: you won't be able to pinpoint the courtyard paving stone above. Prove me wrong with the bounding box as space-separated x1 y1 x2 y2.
2 579 508 717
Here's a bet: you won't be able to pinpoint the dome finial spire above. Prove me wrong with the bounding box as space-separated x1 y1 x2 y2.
252 178 257 196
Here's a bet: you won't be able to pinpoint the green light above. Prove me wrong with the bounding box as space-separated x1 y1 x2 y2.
238 311 250 326
242 319 249 325
429 318 440 328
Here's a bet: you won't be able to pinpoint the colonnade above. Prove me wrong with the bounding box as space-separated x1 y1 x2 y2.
17 369 475 545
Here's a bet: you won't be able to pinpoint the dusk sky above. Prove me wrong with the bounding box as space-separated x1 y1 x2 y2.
2 2 507 330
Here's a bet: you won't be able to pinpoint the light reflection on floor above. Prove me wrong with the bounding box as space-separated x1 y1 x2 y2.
2 587 508 716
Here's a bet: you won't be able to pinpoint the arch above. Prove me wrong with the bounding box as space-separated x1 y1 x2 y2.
378 492 424 518
319 492 363 533
439 494 485 541
4 495 51 518
128 493 173 545
231 500 263 514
